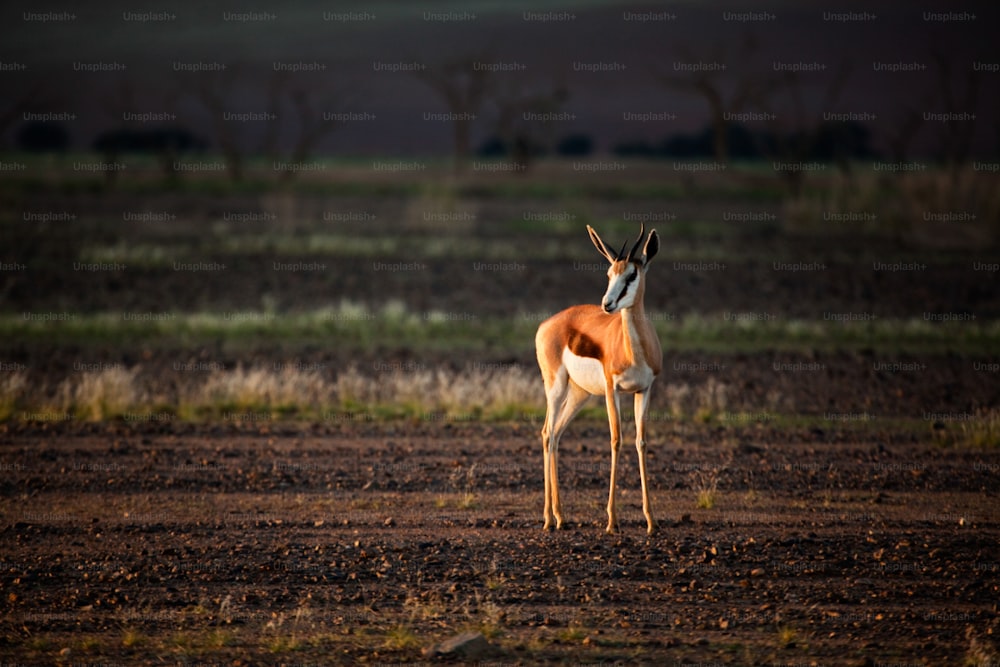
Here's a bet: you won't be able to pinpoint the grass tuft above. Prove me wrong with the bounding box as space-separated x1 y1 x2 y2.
690 462 728 510
383 625 421 650
965 626 999 667
777 625 799 648
121 628 147 649
60 367 146 421
0 371 28 421
961 409 1000 448
192 364 329 413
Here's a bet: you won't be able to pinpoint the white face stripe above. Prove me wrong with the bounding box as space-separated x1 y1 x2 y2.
603 264 639 312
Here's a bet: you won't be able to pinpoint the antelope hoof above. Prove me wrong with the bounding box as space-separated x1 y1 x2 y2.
646 521 658 536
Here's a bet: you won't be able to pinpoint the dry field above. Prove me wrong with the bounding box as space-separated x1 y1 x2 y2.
2 159 999 664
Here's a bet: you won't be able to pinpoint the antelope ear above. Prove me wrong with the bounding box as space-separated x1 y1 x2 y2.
587 225 615 264
626 222 645 263
641 229 659 265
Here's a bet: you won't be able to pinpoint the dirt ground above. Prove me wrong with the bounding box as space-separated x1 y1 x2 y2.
2 418 998 665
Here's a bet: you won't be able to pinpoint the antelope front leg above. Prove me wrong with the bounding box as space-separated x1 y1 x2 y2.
542 429 554 531
604 388 622 534
549 436 564 529
634 390 657 535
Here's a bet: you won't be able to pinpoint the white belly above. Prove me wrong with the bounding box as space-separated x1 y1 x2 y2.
562 348 606 395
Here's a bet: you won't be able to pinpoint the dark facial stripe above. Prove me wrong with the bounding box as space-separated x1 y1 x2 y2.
612 268 637 306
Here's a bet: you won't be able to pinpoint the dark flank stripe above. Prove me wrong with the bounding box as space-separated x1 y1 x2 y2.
567 329 602 359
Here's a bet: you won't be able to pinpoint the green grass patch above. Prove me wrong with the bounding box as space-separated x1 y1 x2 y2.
77 234 572 266
0 153 794 200
930 408 1000 448
121 628 148 649
3 308 996 355
264 635 305 653
383 625 421 650
960 410 1000 448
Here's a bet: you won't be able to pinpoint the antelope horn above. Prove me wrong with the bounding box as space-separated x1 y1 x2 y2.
627 222 645 262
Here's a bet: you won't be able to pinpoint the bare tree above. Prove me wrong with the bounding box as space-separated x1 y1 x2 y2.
186 66 249 182
489 76 569 170
993 118 1000 161
182 66 357 183
884 106 926 165
653 35 780 164
0 82 62 150
413 53 493 173
99 80 133 188
263 70 358 182
97 78 187 186
927 50 982 188
751 61 853 196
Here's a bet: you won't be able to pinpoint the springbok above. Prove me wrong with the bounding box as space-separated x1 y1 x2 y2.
535 223 662 534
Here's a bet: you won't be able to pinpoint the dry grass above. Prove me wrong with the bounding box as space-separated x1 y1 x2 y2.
784 167 1000 247
194 365 330 410
264 605 313 653
383 624 421 650
0 364 798 425
334 365 540 418
689 459 730 510
0 364 543 422
776 624 800 649
965 626 999 667
59 367 147 421
960 409 1000 448
663 378 731 422
930 408 1000 449
0 371 28 420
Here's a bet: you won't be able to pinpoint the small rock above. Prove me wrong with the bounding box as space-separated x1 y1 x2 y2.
426 631 492 659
